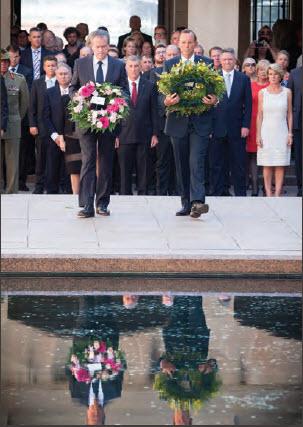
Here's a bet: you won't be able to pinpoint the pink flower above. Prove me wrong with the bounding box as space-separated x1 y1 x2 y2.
72 367 91 383
99 116 110 129
79 83 95 98
107 104 119 113
114 98 126 105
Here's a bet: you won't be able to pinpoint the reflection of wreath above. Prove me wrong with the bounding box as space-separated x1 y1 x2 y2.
154 354 221 411
157 60 226 117
68 337 126 383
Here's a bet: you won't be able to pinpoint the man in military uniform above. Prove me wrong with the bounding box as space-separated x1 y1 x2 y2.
1 49 29 193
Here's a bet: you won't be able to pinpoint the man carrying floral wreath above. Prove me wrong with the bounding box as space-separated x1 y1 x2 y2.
70 29 128 218
163 29 218 218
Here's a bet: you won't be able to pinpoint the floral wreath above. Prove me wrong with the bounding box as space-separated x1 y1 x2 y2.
69 82 129 133
157 60 226 117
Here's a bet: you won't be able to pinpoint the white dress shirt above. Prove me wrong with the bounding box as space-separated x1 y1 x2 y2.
9 65 19 73
31 47 41 63
222 69 234 95
93 55 108 82
45 76 56 88
181 54 195 64
128 76 140 96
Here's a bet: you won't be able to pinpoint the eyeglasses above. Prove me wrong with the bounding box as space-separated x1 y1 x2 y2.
245 63 256 67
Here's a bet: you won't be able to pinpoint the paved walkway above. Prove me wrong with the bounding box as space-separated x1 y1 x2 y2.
1 195 301 273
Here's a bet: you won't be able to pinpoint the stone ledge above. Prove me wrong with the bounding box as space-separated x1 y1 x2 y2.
1 257 301 274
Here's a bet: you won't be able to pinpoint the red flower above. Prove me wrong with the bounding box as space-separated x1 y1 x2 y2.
99 116 110 129
79 83 95 98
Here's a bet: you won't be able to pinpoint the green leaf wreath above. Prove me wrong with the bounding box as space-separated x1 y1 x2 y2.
157 60 226 117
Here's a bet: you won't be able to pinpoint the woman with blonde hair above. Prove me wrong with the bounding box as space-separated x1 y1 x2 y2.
242 57 257 81
246 59 270 196
122 36 137 60
256 63 293 197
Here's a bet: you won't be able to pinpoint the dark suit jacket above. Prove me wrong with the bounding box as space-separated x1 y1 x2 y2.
287 66 302 130
70 54 128 96
29 76 49 137
1 76 8 131
146 66 166 131
213 70 252 139
119 78 159 145
163 55 214 138
44 84 67 136
20 47 53 86
70 54 128 136
117 31 153 56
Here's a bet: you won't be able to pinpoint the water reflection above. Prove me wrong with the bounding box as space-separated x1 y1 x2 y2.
155 297 221 425
2 294 302 425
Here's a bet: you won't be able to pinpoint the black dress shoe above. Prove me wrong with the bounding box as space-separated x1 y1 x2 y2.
32 187 44 194
176 207 191 216
19 183 29 191
96 205 110 216
78 205 95 218
190 202 209 218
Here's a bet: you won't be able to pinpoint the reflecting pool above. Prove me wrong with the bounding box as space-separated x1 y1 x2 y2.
1 293 302 425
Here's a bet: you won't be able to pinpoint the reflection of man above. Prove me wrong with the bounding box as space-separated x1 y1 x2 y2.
156 296 219 425
117 16 153 57
163 29 217 218
70 30 128 218
122 294 139 309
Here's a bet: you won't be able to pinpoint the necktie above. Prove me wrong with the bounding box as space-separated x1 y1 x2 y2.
131 81 137 106
33 49 40 80
225 73 231 97
96 61 104 83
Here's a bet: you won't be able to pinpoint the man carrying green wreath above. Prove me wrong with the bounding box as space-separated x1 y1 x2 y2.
163 29 219 218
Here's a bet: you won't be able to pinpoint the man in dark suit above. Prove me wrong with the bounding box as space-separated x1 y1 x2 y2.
288 66 302 197
116 55 158 195
210 49 252 197
43 63 72 194
147 44 180 195
70 29 128 217
117 15 153 57
20 27 52 87
163 29 218 218
29 55 58 193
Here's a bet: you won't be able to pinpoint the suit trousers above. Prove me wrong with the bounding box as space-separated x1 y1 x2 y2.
117 143 148 195
293 128 302 191
210 136 247 196
46 139 65 194
171 127 209 208
1 138 20 194
34 135 49 190
19 123 34 186
156 131 176 195
79 132 115 207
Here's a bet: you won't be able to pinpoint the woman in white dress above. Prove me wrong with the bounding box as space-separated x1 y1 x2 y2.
256 63 293 197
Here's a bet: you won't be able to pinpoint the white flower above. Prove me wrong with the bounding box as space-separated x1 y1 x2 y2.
112 88 121 95
73 104 83 113
109 99 115 104
96 121 103 128
100 108 107 116
91 111 98 124
109 112 117 123
119 106 124 113
93 90 99 96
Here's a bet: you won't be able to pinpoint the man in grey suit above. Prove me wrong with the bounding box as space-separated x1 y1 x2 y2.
163 29 218 218
70 30 128 217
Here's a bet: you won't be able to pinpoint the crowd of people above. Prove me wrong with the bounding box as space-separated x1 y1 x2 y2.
1 16 302 217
